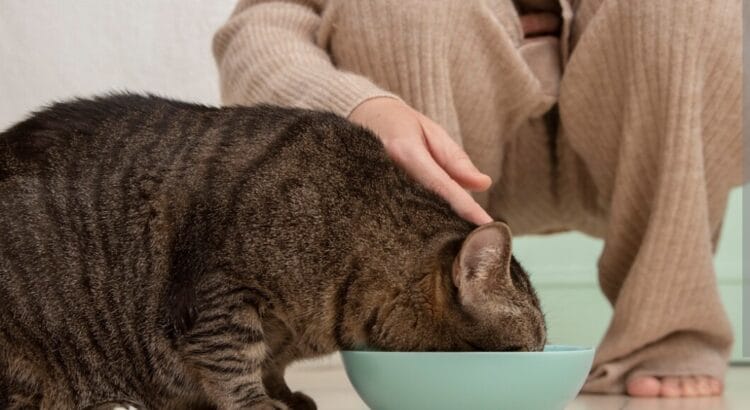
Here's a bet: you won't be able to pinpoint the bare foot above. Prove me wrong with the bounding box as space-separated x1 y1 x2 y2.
627 375 723 397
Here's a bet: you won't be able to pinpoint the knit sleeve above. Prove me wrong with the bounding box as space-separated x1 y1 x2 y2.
212 0 397 117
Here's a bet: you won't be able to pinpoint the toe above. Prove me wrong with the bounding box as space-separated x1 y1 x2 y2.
659 376 682 398
694 376 712 396
626 374 725 398
680 376 699 397
708 378 724 396
627 376 661 397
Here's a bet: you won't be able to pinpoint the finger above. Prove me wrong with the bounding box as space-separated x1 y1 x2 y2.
520 13 561 37
394 144 492 225
421 122 492 192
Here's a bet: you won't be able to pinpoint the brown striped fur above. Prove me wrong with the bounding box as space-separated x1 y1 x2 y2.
0 94 545 409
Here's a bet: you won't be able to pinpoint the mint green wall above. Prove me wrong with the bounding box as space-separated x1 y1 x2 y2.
515 189 744 362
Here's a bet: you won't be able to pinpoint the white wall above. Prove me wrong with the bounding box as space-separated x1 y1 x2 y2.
0 0 236 129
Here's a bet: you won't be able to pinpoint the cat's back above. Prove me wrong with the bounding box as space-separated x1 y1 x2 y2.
0 94 214 277
0 94 316 303
0 95 350 405
1 94 211 181
0 96 222 342
0 93 382 289
0 94 388 328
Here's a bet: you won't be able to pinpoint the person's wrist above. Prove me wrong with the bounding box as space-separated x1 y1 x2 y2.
348 95 403 122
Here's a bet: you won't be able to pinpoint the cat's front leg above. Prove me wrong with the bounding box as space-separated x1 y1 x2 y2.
262 366 316 410
179 283 286 410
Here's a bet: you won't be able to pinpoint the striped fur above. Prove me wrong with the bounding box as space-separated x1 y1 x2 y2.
0 94 545 409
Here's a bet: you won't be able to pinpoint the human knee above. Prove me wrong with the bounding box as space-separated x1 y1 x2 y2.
327 0 518 45
579 0 741 75
609 0 739 41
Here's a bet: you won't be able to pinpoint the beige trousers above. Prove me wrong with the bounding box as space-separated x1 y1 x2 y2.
325 0 742 393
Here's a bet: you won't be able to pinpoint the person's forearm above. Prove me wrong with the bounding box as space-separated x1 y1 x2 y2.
213 0 396 117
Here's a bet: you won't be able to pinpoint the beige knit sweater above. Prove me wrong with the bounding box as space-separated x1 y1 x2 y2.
213 0 394 118
213 0 742 394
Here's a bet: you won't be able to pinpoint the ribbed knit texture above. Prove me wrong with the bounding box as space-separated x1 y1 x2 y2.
559 0 742 393
213 0 742 393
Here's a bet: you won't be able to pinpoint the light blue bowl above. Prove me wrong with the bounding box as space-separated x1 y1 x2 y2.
341 345 594 410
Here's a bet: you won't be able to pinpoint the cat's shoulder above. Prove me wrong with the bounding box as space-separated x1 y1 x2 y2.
263 106 384 154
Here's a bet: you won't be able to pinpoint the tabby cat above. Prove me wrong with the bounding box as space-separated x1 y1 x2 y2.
0 94 546 410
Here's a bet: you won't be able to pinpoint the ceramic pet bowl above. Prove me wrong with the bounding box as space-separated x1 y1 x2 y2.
340 345 594 410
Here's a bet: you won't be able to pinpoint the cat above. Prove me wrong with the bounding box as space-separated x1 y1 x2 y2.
0 94 546 410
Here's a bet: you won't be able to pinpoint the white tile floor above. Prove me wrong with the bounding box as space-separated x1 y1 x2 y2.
286 357 750 410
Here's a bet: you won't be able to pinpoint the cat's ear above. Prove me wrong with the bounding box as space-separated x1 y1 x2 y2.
452 222 513 302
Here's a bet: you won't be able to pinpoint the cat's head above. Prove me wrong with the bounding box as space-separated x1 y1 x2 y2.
363 222 546 352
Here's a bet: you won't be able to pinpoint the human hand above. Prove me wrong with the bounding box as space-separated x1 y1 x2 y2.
348 97 492 225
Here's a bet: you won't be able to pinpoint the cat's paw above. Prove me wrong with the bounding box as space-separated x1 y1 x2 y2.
287 391 316 410
249 399 288 410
